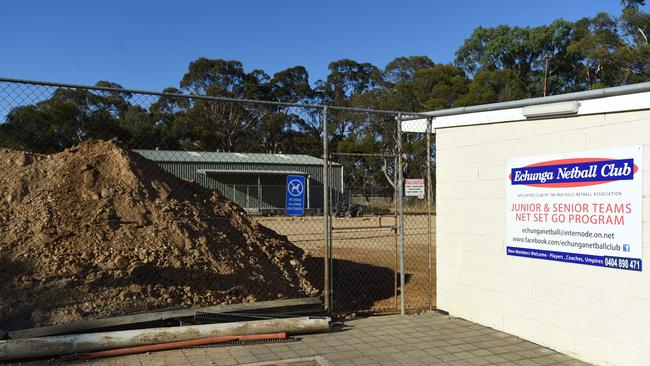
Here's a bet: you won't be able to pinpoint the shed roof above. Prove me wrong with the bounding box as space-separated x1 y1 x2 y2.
134 149 332 166
198 169 308 176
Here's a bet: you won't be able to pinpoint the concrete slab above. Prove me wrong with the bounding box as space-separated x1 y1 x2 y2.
5 313 592 366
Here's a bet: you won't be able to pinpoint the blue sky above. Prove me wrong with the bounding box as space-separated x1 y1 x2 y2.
2 0 645 91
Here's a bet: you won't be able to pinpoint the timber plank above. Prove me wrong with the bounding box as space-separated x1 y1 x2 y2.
8 297 321 339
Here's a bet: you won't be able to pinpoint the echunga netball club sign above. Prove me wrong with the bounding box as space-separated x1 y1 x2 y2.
506 146 643 271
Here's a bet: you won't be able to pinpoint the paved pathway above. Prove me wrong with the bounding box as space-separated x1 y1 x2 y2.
11 313 592 366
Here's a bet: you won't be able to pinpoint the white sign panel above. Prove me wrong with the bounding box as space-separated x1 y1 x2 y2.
405 178 425 199
506 146 643 271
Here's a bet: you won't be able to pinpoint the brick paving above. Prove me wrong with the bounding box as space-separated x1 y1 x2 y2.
10 312 592 366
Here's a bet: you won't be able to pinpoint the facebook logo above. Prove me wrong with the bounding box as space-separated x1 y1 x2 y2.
623 244 630 252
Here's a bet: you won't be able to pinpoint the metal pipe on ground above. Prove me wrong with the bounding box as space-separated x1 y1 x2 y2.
79 332 287 360
0 317 329 361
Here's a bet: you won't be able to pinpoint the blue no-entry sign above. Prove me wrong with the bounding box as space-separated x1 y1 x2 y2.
286 175 305 216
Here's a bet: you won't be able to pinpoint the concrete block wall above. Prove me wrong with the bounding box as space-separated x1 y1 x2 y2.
436 110 650 366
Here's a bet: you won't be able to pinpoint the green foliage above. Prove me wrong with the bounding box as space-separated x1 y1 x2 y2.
383 56 436 85
621 0 646 10
455 4 650 94
387 64 469 112
455 20 579 95
454 69 528 107
325 59 381 101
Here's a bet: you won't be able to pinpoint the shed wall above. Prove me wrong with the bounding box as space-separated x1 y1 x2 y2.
150 161 343 211
436 110 650 366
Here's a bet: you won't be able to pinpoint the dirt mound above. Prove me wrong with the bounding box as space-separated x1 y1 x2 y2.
0 139 317 330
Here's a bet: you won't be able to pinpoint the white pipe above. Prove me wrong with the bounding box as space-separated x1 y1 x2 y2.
0 317 329 361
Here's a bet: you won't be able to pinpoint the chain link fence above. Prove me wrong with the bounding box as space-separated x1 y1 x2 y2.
0 77 433 332
401 128 435 312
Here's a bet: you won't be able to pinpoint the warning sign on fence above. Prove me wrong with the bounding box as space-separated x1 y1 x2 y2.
286 175 305 216
405 178 425 199
506 146 643 271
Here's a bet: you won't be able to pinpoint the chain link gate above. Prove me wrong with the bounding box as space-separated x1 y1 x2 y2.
327 152 401 314
323 112 434 315
399 116 435 312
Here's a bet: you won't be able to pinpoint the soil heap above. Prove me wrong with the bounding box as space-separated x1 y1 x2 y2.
0 139 317 330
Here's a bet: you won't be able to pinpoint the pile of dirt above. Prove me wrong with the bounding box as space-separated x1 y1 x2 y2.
0 139 317 330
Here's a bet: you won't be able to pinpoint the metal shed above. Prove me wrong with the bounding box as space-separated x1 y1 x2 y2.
133 149 343 214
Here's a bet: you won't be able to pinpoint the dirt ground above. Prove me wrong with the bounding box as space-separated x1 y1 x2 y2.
257 214 436 313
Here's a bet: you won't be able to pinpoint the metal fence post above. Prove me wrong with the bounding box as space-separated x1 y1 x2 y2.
426 117 433 311
256 176 260 212
328 158 334 312
394 155 399 310
322 106 331 313
397 113 405 315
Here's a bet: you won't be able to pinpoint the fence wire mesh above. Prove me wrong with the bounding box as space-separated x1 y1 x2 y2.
0 78 433 332
401 129 435 312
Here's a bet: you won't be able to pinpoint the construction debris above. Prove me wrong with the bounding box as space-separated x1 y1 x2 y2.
9 298 322 339
0 139 317 331
77 333 288 360
0 317 330 361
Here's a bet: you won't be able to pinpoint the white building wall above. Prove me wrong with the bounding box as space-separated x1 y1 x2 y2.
436 110 650 366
